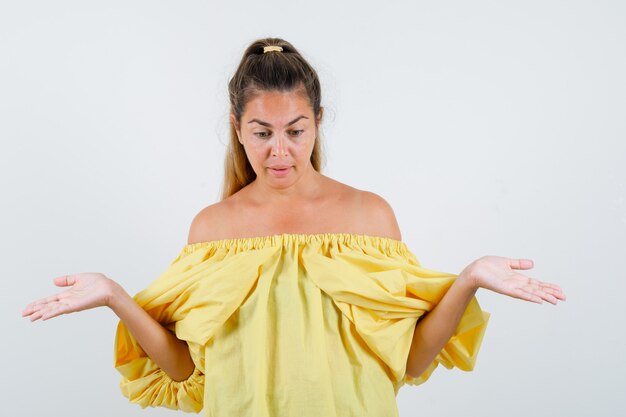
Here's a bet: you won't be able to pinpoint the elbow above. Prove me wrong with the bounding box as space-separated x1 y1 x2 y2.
405 362 421 380
164 355 196 382
405 350 432 380
168 367 196 383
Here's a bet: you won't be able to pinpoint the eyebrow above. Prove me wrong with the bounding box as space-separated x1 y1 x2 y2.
247 115 309 127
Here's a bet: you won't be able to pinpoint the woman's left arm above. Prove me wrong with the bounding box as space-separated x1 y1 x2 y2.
405 256 566 379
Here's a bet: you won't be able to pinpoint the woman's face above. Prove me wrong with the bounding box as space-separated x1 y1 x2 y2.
231 89 322 190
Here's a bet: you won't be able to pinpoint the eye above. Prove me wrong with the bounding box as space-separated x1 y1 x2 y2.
254 131 271 138
290 130 304 137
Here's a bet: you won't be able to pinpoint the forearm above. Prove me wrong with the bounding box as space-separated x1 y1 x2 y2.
405 272 477 378
107 281 195 381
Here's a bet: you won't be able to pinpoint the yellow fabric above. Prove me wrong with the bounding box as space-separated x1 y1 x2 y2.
114 233 490 416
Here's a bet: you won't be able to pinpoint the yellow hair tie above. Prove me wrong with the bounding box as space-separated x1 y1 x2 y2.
263 45 283 53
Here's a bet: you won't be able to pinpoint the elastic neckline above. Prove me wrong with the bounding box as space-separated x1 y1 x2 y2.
181 232 409 254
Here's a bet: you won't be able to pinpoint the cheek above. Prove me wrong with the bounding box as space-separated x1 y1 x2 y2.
289 143 313 163
240 144 260 166
300 137 316 156
247 149 266 166
293 134 316 153
244 140 268 156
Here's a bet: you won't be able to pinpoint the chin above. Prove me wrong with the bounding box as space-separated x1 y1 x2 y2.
266 175 295 184
266 172 298 186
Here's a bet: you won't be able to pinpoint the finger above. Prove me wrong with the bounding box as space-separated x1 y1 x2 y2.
27 307 47 322
21 305 35 317
30 303 45 313
533 281 563 292
23 276 76 314
22 303 37 318
54 275 77 287
540 282 562 290
26 300 65 321
23 293 61 314
23 296 53 312
540 286 567 301
512 287 543 304
516 276 566 300
535 290 559 305
512 271 566 300
41 301 71 321
541 282 566 300
520 284 563 305
509 258 534 270
519 282 556 303
512 274 541 289
530 281 566 300
23 302 47 317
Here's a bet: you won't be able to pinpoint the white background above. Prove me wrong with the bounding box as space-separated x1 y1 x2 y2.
2 1 624 416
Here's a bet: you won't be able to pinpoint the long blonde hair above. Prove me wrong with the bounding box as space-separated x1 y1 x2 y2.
220 37 325 200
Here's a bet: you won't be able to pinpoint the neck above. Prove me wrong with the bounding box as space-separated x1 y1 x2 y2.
248 165 324 205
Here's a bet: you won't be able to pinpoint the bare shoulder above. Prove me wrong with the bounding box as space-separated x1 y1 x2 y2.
353 188 403 241
186 199 234 244
320 176 402 241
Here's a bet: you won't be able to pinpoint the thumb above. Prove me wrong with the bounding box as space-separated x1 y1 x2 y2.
509 258 534 270
54 275 77 287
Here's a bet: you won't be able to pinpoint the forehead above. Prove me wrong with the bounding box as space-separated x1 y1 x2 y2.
243 90 312 121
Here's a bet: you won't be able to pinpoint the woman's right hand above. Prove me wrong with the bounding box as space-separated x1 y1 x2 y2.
22 273 117 322
22 272 197 381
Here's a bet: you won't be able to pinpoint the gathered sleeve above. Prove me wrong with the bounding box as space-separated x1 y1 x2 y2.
301 237 490 392
113 247 207 412
112 243 281 411
114 327 205 412
400 262 490 387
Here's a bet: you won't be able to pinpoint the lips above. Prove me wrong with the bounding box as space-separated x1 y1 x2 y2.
268 166 292 176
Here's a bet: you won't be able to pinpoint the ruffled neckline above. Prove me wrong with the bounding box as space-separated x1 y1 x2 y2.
181 232 409 255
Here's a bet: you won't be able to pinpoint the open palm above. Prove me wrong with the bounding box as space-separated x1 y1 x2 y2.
22 273 113 321
466 256 566 305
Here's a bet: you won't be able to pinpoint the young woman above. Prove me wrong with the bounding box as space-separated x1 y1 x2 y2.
22 37 566 417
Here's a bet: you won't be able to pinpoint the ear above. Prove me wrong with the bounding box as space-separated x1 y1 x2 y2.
316 107 324 126
230 113 242 144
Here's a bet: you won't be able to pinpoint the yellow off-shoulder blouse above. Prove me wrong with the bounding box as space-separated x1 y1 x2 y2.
114 233 490 416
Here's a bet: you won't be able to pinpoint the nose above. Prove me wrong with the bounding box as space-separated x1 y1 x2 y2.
271 134 288 156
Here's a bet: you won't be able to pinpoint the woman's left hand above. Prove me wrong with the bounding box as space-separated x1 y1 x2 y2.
462 256 566 305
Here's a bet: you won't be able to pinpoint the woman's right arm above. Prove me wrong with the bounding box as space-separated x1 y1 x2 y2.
22 273 195 382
